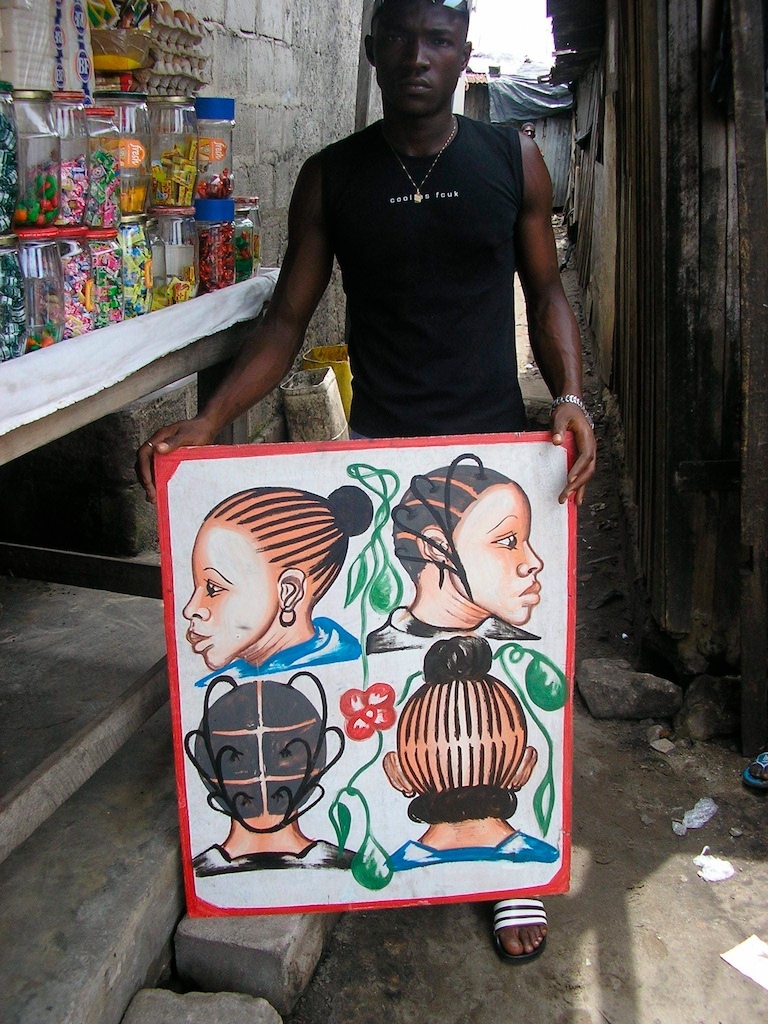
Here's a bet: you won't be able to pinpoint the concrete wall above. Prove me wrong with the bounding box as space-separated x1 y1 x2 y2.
187 0 369 345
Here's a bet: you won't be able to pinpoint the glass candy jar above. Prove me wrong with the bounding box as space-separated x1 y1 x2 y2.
195 96 234 199
18 226 65 352
118 214 152 317
0 84 19 234
52 91 88 226
148 96 197 208
87 227 123 328
95 90 150 215
58 225 92 338
233 199 254 283
0 233 26 360
148 205 198 308
13 90 60 230
84 106 121 229
194 198 234 293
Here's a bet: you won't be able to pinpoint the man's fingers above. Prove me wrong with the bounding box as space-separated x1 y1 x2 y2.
135 443 157 505
551 407 597 503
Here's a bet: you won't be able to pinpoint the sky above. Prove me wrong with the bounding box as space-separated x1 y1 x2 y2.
467 0 555 73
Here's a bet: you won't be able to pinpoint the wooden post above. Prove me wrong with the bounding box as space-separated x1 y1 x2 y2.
731 0 768 755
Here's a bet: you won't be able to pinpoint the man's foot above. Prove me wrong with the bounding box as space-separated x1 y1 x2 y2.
743 752 768 789
493 898 547 963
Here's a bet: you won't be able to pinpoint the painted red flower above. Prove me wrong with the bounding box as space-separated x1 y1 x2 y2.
339 682 396 741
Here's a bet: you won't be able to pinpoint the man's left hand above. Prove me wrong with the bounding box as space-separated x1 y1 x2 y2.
550 405 596 505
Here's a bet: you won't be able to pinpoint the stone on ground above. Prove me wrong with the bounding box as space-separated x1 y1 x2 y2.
674 674 739 741
576 657 683 719
121 989 282 1024
174 912 340 1016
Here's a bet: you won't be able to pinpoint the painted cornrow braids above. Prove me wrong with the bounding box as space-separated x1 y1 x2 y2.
391 454 513 594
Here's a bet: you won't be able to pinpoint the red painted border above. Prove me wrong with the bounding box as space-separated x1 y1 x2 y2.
155 431 577 917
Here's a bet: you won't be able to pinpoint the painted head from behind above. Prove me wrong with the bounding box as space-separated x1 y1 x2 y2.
186 671 344 833
384 636 535 823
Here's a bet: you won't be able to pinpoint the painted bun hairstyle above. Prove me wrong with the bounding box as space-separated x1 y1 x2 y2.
398 636 528 825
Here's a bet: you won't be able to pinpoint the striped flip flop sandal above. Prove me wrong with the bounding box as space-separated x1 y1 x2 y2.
493 898 548 964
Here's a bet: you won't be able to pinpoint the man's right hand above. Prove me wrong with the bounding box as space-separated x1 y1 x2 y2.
136 415 217 504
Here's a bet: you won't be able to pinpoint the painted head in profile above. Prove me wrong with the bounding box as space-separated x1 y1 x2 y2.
183 484 373 672
384 454 544 639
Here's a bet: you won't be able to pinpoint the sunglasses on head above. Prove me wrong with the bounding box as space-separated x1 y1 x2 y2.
373 0 471 14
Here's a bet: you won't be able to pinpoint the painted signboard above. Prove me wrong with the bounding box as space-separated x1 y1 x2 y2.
156 432 575 916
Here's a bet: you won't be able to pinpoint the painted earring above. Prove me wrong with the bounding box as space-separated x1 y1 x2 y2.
279 607 296 628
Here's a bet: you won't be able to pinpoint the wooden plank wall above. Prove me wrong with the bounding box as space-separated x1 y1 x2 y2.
570 0 747 678
731 0 768 753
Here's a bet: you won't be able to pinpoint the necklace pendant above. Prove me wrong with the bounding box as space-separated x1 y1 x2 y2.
414 191 423 204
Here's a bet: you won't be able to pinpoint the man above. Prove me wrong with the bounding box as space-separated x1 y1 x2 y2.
521 121 537 139
137 0 596 962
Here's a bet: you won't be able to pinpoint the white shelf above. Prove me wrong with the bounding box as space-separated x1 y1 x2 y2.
0 270 279 465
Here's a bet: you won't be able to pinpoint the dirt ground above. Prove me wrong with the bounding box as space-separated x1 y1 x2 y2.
283 233 768 1024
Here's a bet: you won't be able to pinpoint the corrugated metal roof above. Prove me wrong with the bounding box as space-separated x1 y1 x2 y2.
546 0 605 84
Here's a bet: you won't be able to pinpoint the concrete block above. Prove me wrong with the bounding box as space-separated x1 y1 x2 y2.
0 378 195 556
175 911 341 1016
190 0 226 24
0 705 183 1024
224 0 256 33
122 989 282 1024
246 34 276 93
259 0 288 42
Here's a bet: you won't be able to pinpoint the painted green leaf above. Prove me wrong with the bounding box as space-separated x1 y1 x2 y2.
368 561 402 615
345 549 369 607
351 833 393 890
525 654 568 711
533 766 556 835
329 796 352 852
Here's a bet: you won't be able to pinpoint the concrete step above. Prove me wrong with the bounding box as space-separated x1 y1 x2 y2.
0 657 168 865
0 703 183 1024
122 990 283 1024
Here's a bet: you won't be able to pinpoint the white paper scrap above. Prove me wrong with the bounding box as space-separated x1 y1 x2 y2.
721 935 768 992
693 845 735 882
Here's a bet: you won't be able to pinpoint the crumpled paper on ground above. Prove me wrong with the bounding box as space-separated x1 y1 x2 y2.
693 845 735 882
672 796 718 835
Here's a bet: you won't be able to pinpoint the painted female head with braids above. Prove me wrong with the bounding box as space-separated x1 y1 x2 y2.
383 636 538 840
392 454 544 631
183 485 373 671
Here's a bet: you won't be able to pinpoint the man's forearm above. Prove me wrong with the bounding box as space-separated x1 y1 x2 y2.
525 285 583 400
197 313 304 436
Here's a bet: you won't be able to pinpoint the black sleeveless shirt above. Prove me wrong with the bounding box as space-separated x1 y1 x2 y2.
321 116 527 438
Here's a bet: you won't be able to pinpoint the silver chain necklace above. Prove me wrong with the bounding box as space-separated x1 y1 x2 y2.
386 116 457 204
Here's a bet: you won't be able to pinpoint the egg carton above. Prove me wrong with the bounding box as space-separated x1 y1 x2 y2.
135 69 210 94
150 37 209 61
151 2 203 43
149 53 207 75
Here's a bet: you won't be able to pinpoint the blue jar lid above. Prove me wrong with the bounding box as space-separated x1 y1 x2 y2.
195 96 235 121
194 198 235 221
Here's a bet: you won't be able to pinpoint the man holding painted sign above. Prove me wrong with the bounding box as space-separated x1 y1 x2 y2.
137 0 595 962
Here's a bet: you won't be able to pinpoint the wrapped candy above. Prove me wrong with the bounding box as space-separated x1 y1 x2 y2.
58 226 93 338
0 234 26 360
0 86 19 235
87 228 123 328
118 215 152 317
